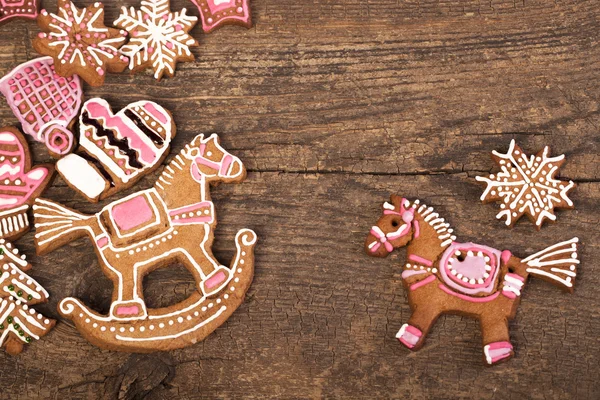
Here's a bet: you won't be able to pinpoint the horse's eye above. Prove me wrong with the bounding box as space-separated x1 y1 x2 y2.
206 151 212 157
391 219 399 228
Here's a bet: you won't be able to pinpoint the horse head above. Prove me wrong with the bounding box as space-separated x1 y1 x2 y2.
184 134 245 183
365 195 416 257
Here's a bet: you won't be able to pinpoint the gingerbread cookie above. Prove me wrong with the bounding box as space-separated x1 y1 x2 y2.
0 127 54 241
56 98 175 202
0 57 82 157
33 1 129 87
34 134 256 352
0 240 55 356
114 0 198 81
0 0 40 24
190 0 251 33
476 140 575 229
365 195 579 365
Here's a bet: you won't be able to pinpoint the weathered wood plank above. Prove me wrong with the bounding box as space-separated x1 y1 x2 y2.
0 0 598 399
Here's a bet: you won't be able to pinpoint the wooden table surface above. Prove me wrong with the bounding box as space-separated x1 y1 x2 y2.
1 0 599 398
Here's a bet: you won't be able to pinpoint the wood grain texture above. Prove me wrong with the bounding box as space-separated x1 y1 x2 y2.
1 0 599 398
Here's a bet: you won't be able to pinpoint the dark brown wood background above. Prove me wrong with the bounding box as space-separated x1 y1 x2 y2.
1 0 599 398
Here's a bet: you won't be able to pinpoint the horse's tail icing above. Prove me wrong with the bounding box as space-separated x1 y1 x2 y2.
32 198 92 255
522 237 579 292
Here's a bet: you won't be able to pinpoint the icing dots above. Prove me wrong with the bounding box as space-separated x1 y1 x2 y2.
476 140 576 229
0 0 39 24
33 1 128 87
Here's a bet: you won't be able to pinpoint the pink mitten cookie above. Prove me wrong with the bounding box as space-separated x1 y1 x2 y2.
0 57 82 157
56 98 175 202
190 0 251 33
0 127 54 241
35 134 255 352
0 0 40 25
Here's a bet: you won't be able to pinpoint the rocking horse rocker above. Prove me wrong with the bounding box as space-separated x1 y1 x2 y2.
32 134 257 352
365 195 579 365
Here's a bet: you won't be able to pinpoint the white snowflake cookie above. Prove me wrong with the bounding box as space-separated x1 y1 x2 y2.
476 140 575 229
114 0 198 80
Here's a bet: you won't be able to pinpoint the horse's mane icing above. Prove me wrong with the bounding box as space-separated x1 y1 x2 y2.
155 148 192 192
407 199 457 248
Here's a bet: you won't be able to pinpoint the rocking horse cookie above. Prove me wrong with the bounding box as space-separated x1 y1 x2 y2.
56 98 175 202
34 134 257 352
365 195 579 365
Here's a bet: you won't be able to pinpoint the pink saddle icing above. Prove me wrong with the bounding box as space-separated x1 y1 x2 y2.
438 242 502 296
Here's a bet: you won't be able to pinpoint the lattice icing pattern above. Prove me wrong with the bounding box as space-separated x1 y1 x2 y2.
0 57 82 156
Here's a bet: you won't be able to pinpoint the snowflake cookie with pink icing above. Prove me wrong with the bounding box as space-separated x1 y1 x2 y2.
476 140 575 229
32 0 129 87
0 0 40 25
114 0 198 81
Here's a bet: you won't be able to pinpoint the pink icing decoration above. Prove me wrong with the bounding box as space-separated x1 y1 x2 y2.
439 243 501 295
501 250 512 265
96 236 108 248
0 57 81 152
413 220 420 238
190 0 251 33
409 275 436 291
401 270 427 279
84 100 161 165
0 0 39 24
438 284 501 303
219 154 233 175
143 102 169 124
205 271 226 289
111 195 154 231
408 254 433 267
0 128 50 210
116 306 139 316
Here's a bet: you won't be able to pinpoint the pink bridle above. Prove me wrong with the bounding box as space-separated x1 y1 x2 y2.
192 142 234 177
369 198 415 254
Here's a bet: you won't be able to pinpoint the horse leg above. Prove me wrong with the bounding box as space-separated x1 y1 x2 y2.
397 305 440 350
102 257 148 320
178 226 233 297
480 313 513 365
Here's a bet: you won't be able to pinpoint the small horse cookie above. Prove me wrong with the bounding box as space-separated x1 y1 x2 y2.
0 127 54 241
114 0 198 80
0 0 40 25
366 195 580 365
56 98 175 202
34 134 256 352
0 240 55 356
33 1 129 87
190 0 251 33
476 140 575 229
